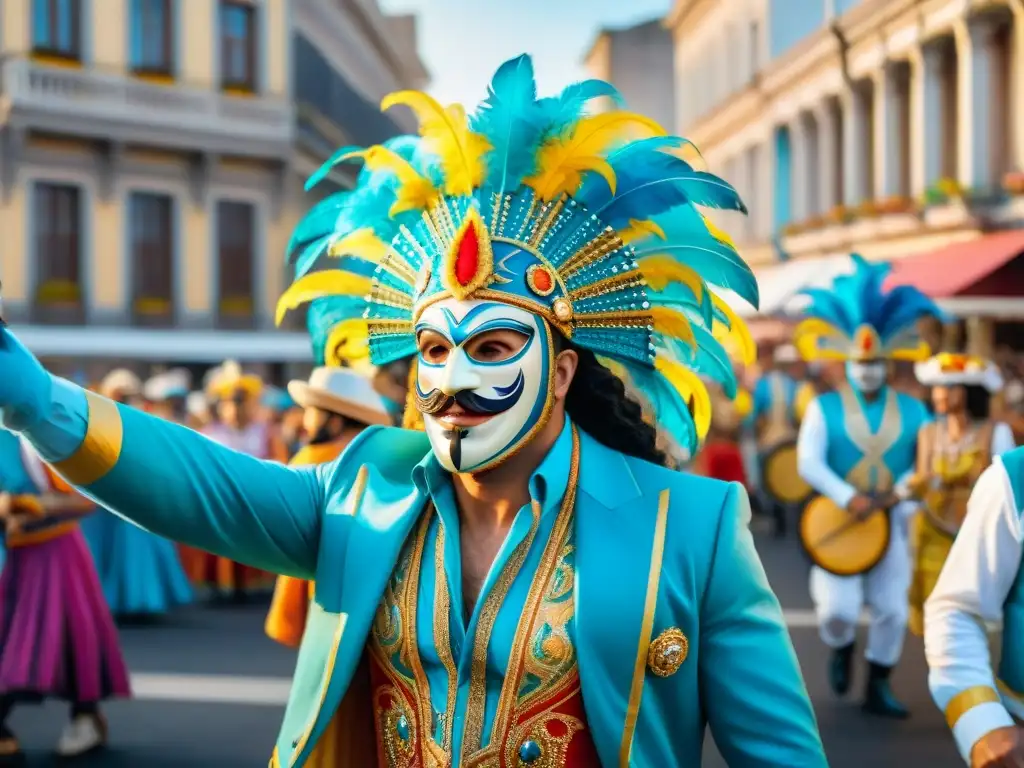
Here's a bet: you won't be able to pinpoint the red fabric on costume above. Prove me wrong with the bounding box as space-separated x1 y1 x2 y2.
699 439 748 486
368 655 599 767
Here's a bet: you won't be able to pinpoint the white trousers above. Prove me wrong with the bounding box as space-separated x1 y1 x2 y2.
809 502 915 667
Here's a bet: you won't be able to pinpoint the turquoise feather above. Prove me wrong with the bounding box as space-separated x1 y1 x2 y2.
471 54 546 196
799 253 944 345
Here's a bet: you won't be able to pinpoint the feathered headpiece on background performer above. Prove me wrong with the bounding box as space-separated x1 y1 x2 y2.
276 54 758 456
794 253 943 363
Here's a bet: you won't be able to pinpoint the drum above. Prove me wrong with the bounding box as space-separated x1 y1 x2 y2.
799 495 890 576
761 440 813 506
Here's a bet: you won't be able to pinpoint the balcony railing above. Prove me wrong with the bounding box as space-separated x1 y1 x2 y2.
1 58 294 158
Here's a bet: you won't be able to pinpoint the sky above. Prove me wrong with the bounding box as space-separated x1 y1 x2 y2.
379 0 672 105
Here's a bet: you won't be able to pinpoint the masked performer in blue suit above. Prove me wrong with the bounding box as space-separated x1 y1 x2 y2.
795 254 941 718
0 56 826 767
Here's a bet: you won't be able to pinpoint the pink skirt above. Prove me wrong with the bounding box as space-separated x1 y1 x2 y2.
0 527 131 703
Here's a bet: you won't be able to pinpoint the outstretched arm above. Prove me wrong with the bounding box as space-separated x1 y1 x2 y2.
925 458 1021 764
19 372 326 579
700 484 827 767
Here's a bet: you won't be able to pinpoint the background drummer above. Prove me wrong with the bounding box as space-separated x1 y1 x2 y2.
752 343 807 535
794 254 942 720
906 354 1015 636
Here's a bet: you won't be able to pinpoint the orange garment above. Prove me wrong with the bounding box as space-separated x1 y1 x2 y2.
265 439 349 646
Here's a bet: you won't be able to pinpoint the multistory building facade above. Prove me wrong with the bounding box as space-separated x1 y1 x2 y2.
665 0 1024 350
0 0 427 380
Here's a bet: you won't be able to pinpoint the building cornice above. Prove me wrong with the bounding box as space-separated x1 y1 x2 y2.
663 0 714 31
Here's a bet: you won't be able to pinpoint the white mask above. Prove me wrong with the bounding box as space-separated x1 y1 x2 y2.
414 299 554 473
846 361 887 393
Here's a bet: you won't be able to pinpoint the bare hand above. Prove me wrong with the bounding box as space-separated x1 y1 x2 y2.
971 726 1024 767
846 494 875 519
3 513 23 535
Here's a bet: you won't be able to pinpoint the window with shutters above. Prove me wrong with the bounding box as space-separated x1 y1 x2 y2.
129 192 175 326
216 200 256 328
32 0 82 61
220 1 257 93
33 182 84 323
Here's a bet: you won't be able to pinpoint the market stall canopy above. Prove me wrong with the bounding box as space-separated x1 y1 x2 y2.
717 254 856 318
883 230 1024 318
884 230 1024 297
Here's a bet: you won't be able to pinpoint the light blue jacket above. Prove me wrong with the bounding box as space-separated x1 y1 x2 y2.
6 366 826 767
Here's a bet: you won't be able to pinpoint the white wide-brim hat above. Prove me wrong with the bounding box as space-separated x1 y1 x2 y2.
914 353 1004 393
287 367 392 427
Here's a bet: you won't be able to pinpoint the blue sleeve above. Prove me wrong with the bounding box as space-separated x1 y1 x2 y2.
23 377 326 579
699 484 827 766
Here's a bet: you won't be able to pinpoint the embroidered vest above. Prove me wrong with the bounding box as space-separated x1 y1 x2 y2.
819 387 916 492
367 507 599 768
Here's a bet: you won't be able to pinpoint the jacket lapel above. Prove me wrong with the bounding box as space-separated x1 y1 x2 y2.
289 458 428 767
574 433 666 768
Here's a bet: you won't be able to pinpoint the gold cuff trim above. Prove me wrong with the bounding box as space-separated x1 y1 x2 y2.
51 391 123 486
945 685 1001 729
619 488 670 768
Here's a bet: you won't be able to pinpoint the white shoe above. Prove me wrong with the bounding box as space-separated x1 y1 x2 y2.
55 714 106 758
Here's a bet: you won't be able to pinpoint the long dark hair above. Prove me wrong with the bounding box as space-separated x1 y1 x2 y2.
965 384 992 421
562 342 669 466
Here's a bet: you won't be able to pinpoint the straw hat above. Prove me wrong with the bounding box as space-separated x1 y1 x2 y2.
144 368 192 403
99 369 142 399
287 367 392 427
206 360 263 400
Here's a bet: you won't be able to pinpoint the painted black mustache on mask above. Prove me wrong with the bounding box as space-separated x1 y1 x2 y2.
415 370 526 417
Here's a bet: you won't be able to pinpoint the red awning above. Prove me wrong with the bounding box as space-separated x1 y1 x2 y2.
884 230 1024 297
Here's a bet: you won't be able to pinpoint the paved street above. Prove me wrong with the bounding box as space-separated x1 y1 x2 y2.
9 521 969 766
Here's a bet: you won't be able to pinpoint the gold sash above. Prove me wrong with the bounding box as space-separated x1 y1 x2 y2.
838 386 903 493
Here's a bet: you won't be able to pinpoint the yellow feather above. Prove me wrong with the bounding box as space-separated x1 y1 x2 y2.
639 256 706 304
328 227 389 262
650 305 696 350
699 213 738 250
274 270 371 327
340 147 437 215
324 320 371 367
618 218 666 245
524 112 666 201
380 90 490 196
710 294 755 365
654 356 712 440
792 318 849 362
889 341 932 362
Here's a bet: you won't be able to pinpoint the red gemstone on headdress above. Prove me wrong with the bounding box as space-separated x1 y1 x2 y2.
532 267 553 293
861 334 873 352
454 225 480 287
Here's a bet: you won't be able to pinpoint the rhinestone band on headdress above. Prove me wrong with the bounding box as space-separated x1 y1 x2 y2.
277 55 760 456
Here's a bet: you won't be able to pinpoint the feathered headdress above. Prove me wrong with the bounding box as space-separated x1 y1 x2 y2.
276 55 758 455
794 254 943 363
